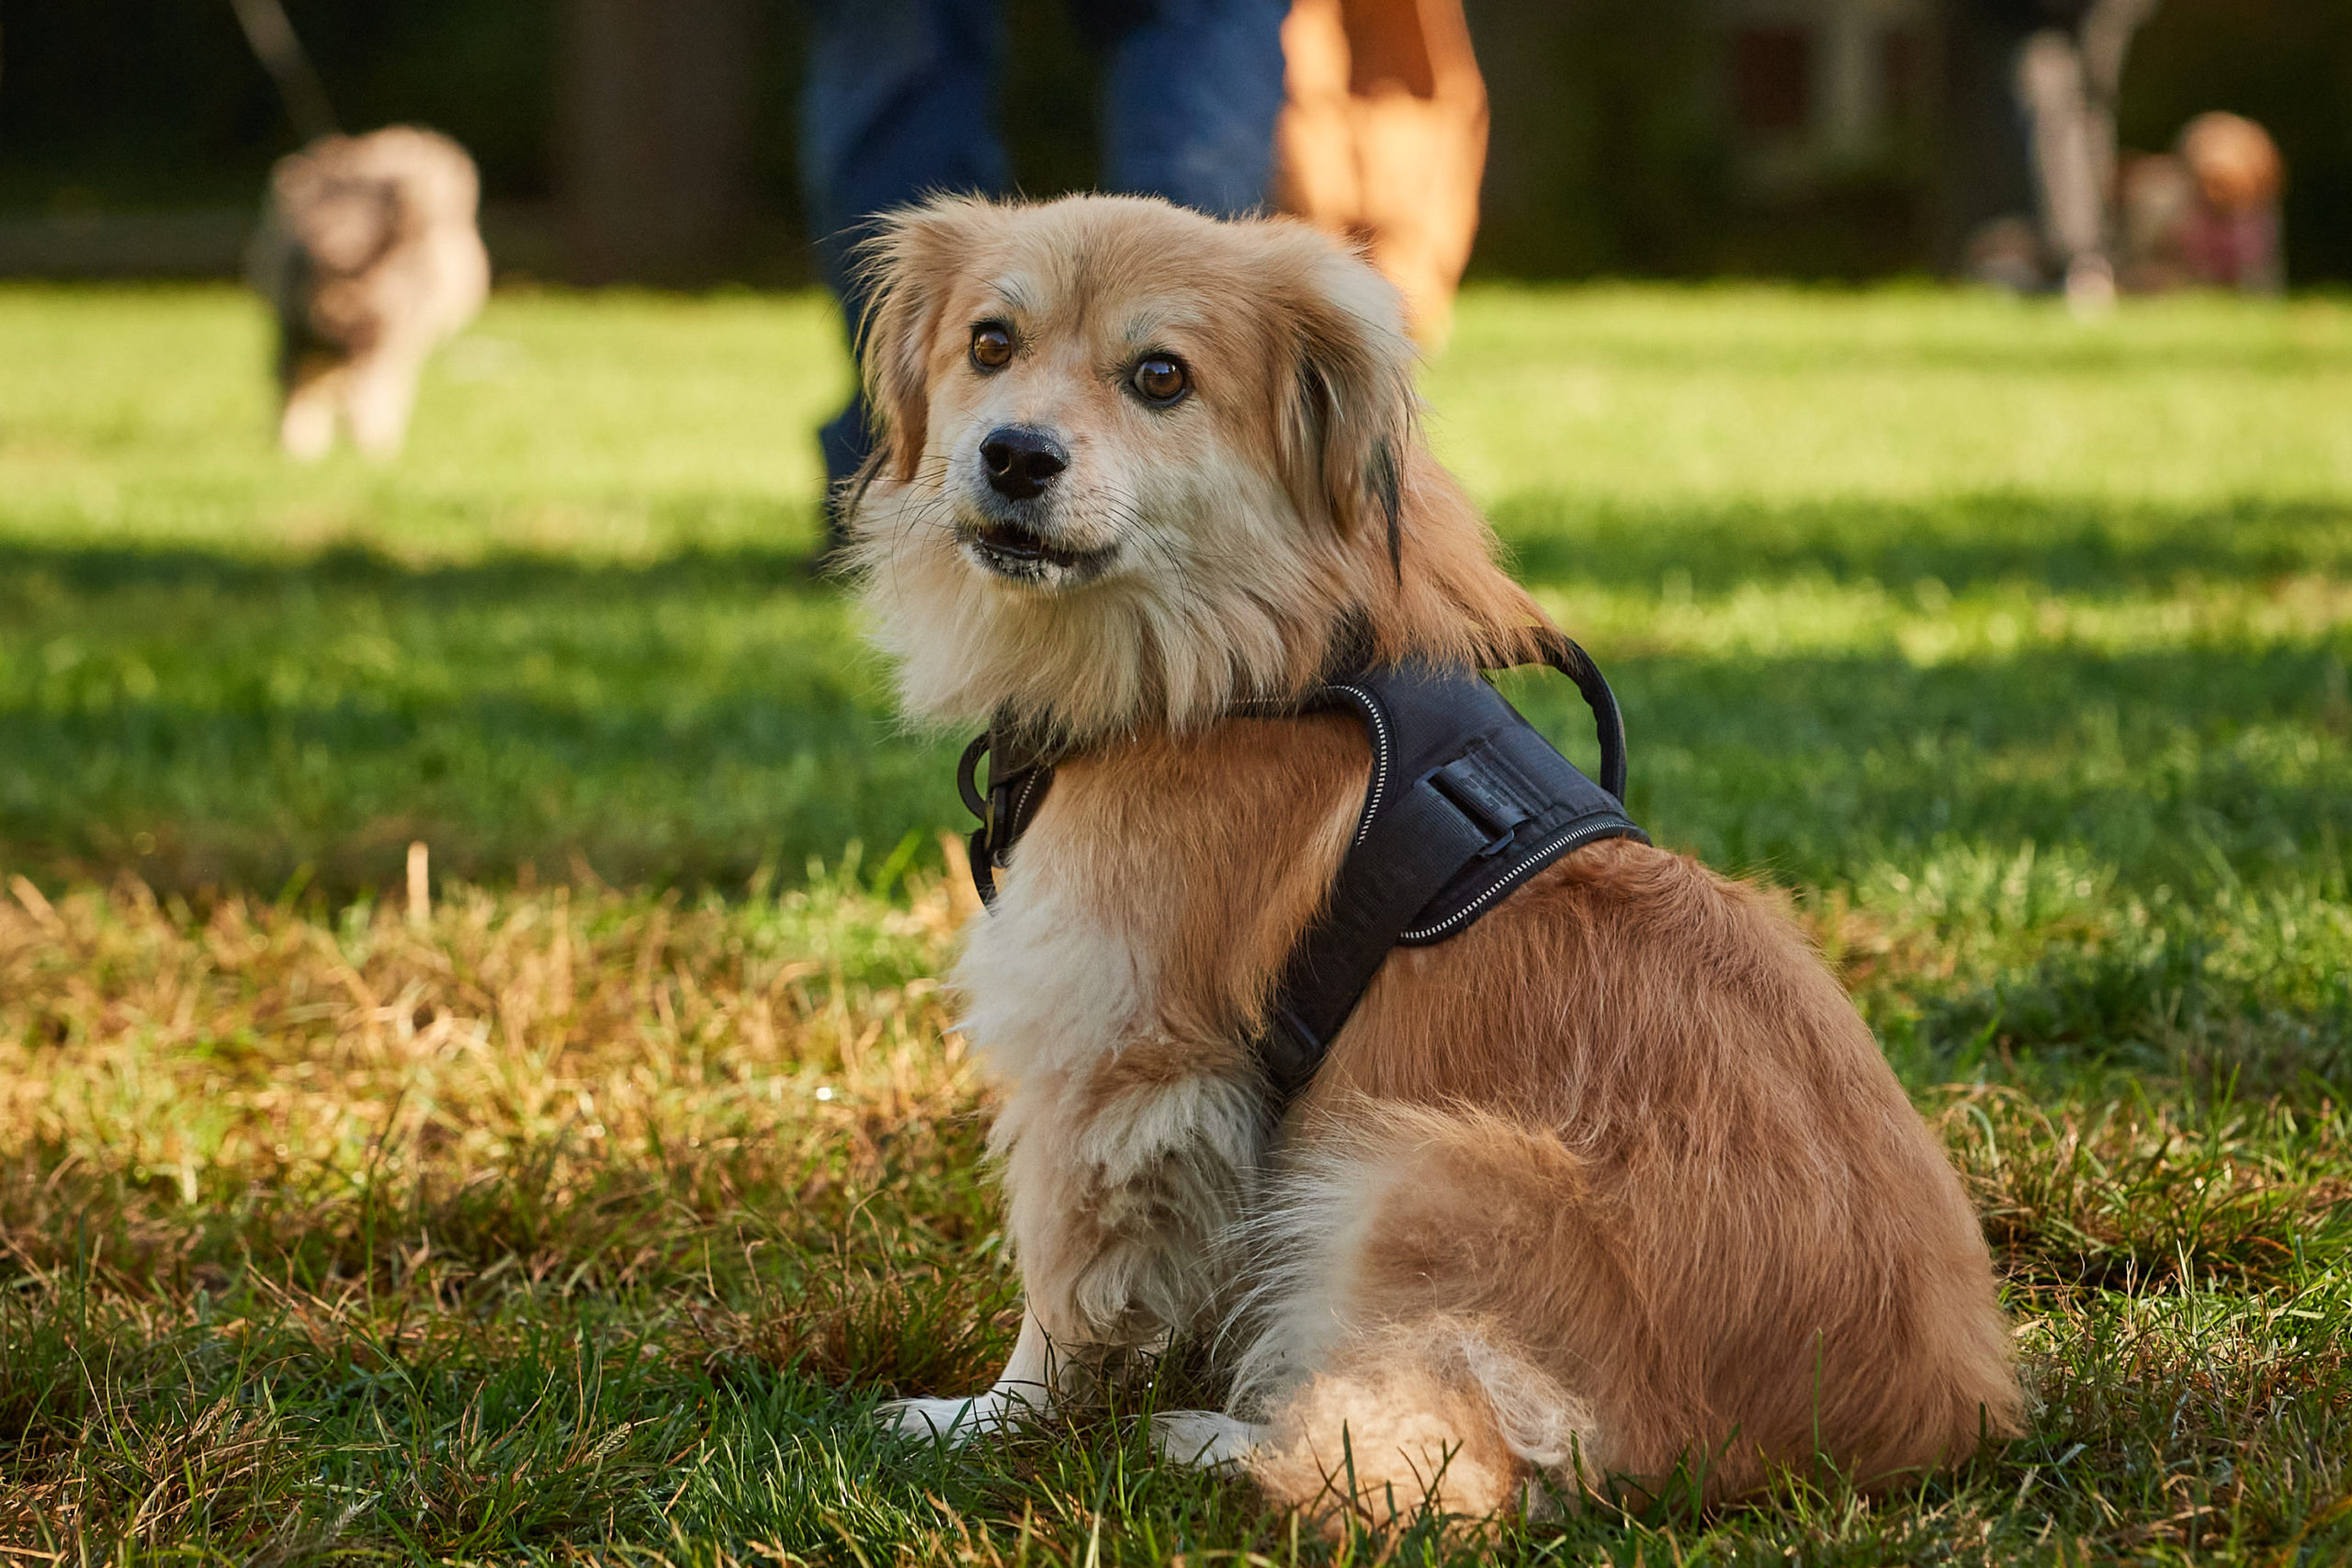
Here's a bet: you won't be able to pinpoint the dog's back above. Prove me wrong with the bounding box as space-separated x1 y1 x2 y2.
250 126 489 458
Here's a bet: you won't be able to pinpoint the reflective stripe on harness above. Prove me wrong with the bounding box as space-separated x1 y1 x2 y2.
956 634 1647 1107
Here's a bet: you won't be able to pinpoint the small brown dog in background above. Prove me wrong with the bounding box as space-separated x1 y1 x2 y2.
2121 112 2285 295
851 194 2021 1529
247 127 489 460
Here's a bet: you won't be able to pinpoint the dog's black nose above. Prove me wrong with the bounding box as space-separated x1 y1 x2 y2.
978 427 1069 501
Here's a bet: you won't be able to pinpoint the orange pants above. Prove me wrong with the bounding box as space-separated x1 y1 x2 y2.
1277 0 1487 345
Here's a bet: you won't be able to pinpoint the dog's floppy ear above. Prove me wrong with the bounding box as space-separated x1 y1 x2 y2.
855 197 991 484
1276 240 1418 570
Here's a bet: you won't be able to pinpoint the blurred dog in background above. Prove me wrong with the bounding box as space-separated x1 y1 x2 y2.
2121 112 2285 294
247 127 489 460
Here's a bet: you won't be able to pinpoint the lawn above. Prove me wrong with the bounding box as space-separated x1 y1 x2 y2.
3 281 2351 1563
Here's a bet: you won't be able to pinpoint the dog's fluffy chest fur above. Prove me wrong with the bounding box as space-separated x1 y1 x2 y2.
949 717 1365 1345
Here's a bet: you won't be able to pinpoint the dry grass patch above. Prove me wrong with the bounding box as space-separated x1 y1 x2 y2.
0 861 986 1289
6 871 2352 1562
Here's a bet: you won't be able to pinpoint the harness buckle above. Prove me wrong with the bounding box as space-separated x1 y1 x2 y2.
1426 755 1532 857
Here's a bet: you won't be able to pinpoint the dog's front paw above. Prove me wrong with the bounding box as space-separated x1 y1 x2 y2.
1150 1409 1265 1472
878 1390 1030 1445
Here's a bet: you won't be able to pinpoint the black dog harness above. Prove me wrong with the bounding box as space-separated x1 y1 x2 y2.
956 636 1647 1103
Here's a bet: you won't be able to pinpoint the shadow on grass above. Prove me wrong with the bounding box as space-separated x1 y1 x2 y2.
8 488 2349 607
1516 637 2352 892
1493 491 2352 595
0 537 833 596
2 641 2340 900
1 529 2346 899
0 536 937 898
0 688 956 897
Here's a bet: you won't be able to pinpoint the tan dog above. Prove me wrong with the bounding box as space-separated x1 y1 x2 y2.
247 127 489 460
850 194 2020 1524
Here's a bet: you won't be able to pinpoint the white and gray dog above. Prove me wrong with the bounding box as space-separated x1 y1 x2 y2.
247 127 489 459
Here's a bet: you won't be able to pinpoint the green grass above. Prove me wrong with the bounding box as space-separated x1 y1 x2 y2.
4 282 2352 1562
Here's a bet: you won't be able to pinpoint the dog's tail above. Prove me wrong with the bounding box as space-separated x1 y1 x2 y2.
1227 1103 1611 1529
1228 1099 2019 1530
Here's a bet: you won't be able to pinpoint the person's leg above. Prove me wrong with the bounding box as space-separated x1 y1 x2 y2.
2015 28 2114 310
802 0 1009 537
2075 0 2159 247
2016 33 2098 261
1086 0 1291 216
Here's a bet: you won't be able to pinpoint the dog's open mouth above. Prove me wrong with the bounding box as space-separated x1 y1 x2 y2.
959 519 1115 582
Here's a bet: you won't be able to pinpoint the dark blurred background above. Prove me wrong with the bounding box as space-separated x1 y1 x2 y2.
1 0 2345 285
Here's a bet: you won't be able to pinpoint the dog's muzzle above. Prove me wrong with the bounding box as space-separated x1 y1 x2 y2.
957 516 1117 583
957 426 1115 583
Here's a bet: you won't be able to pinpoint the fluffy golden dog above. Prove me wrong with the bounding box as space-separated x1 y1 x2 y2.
247 126 489 460
850 194 2019 1523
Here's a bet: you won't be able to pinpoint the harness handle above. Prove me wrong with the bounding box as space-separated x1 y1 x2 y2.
1532 631 1630 806
958 728 1057 907
956 732 1004 906
956 732 993 821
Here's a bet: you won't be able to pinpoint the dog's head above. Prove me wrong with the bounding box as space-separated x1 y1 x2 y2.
848 195 1543 741
271 128 481 277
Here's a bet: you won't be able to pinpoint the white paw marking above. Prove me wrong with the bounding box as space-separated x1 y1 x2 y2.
877 1389 1035 1445
1150 1410 1266 1472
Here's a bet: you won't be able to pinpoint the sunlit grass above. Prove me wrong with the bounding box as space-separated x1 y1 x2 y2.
2 282 2351 1562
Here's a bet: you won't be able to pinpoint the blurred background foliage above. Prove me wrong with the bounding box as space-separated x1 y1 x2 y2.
0 0 2345 283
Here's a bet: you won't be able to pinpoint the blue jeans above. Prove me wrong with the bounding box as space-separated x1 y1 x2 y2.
801 0 1291 506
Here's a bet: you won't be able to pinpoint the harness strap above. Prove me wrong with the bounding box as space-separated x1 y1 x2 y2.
1256 747 1499 1096
1256 651 1645 1100
953 637 1646 1107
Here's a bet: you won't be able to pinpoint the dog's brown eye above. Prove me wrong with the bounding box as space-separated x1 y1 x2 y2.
1130 355 1188 405
970 324 1013 370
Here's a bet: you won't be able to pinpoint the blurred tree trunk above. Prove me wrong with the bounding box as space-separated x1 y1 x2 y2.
560 0 755 283
1462 0 1719 278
